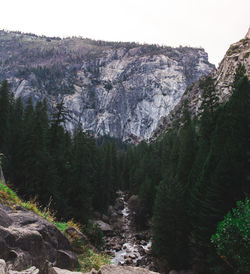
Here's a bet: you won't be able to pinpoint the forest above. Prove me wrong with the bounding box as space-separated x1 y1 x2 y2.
0 64 249 274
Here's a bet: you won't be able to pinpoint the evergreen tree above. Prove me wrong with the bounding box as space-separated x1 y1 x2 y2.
0 80 11 157
190 64 249 272
153 176 189 271
67 126 95 223
5 97 23 181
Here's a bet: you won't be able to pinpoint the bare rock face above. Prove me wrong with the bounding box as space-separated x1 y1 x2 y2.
0 260 82 274
0 260 7 274
48 267 81 274
0 204 77 274
151 28 250 140
9 266 39 274
0 30 214 142
86 265 159 274
0 259 39 274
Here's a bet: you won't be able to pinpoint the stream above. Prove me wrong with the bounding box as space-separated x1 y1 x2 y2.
101 191 156 271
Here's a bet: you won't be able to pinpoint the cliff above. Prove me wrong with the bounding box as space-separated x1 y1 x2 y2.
0 30 214 142
151 28 250 140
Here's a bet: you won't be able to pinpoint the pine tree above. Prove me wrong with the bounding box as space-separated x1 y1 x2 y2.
0 80 11 157
7 97 24 184
190 64 250 272
67 126 93 223
152 176 189 271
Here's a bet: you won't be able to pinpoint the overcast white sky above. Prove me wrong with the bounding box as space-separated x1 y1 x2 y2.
0 0 249 66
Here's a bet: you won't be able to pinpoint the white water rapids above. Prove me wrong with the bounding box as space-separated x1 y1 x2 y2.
106 192 152 266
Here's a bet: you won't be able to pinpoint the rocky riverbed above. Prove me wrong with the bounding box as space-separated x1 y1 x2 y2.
94 191 157 272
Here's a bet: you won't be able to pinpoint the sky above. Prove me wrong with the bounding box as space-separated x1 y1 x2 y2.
0 0 249 66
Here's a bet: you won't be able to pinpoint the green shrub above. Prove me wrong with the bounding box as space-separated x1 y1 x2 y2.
211 198 250 274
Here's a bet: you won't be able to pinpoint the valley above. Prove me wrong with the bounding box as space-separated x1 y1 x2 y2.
0 28 249 274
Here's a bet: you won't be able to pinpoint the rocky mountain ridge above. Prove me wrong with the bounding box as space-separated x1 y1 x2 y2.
0 30 214 142
151 28 250 140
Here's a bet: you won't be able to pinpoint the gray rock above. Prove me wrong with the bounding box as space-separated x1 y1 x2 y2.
0 30 214 143
9 266 39 274
0 260 40 274
64 227 88 245
0 208 12 228
114 199 124 211
93 221 112 233
95 265 159 273
56 250 78 271
0 204 78 274
129 254 137 259
48 267 81 274
101 215 109 223
151 29 250 140
0 260 7 274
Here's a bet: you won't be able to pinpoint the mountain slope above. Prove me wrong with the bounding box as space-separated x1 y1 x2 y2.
151 28 250 140
0 30 214 142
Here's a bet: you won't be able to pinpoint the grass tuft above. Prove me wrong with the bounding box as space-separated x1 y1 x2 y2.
0 182 78 230
78 249 110 272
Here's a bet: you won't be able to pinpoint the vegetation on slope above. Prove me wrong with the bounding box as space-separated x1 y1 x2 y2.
0 181 110 272
117 64 250 273
0 79 120 224
0 63 249 273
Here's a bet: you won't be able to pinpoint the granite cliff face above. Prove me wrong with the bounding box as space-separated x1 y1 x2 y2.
0 30 214 142
151 28 250 140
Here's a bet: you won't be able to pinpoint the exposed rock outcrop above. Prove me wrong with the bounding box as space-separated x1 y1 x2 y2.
0 260 39 274
0 204 77 274
0 30 214 142
0 260 83 274
151 28 250 140
48 267 81 274
86 264 159 274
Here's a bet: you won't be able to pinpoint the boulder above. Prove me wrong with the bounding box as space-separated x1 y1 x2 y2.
114 198 124 211
101 215 109 223
64 227 88 245
48 267 81 274
93 221 112 233
9 266 39 274
0 260 7 274
0 208 12 228
125 258 133 265
0 204 78 274
95 265 159 273
0 260 39 274
56 250 78 271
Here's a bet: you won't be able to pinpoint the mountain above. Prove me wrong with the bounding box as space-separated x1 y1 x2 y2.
0 30 214 142
151 28 250 140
